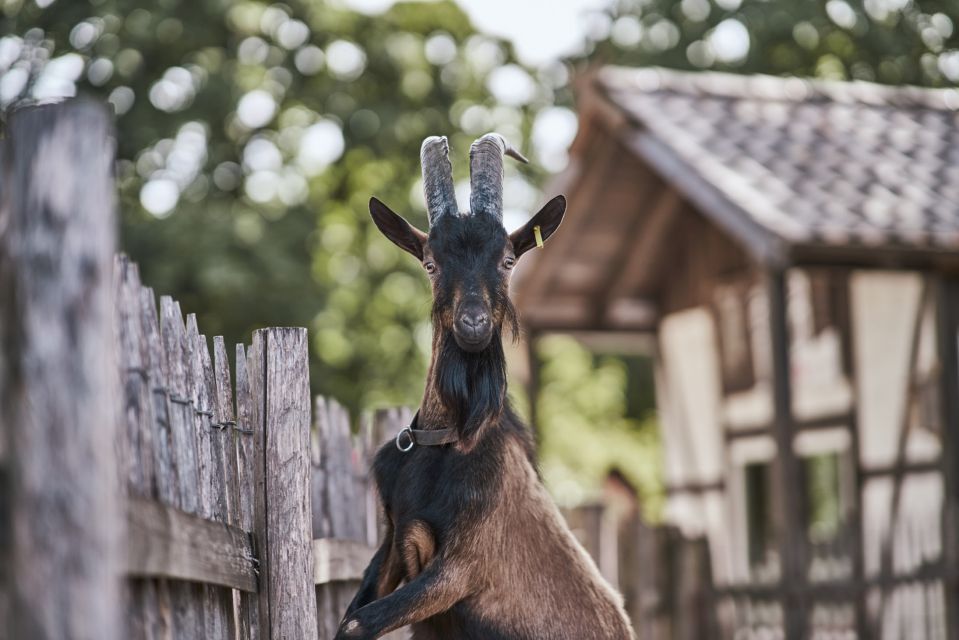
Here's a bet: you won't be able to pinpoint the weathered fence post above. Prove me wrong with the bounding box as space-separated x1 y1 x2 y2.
235 343 261 640
250 328 318 638
0 100 119 639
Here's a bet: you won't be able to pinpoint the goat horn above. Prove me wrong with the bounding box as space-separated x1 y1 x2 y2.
469 133 528 221
421 136 457 225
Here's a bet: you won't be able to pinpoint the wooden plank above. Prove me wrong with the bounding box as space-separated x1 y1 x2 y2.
124 496 256 592
314 398 373 640
0 100 120 640
113 256 167 640
313 539 376 585
137 285 176 639
314 397 366 541
158 297 205 636
234 343 261 640
140 288 176 505
188 319 235 638
249 334 271 636
115 256 151 497
255 328 318 639
213 337 248 640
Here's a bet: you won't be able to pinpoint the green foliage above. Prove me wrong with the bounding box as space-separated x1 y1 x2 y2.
536 336 663 518
1 0 552 418
581 0 958 86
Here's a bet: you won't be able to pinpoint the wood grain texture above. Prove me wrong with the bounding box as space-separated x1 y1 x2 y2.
136 284 176 639
313 397 362 640
248 334 271 637
0 100 119 640
314 405 411 640
234 343 261 640
158 297 205 636
123 496 256 592
188 318 235 638
257 328 318 639
214 337 252 640
113 256 168 640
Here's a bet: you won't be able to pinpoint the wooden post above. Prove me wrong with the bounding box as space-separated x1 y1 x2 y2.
235 344 261 640
0 100 119 640
114 256 168 639
159 298 206 635
138 285 176 639
188 318 235 638
251 328 318 639
766 269 806 639
935 276 959 640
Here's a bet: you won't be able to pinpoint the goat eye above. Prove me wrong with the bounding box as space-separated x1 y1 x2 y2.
503 257 515 270
424 261 437 274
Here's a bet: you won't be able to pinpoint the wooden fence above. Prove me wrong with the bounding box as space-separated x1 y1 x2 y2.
0 99 401 640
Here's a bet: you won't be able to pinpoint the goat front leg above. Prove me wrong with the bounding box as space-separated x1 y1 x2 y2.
334 558 472 640
343 526 403 619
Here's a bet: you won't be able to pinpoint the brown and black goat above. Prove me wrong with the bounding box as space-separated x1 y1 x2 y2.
335 134 634 640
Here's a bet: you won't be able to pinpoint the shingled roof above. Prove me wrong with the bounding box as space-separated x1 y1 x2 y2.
596 66 959 258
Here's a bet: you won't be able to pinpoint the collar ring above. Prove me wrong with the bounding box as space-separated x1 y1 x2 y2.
396 426 415 452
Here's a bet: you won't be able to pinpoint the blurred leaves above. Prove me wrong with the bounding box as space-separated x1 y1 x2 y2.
578 0 959 85
0 0 557 418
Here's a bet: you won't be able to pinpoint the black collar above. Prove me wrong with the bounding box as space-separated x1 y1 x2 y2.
395 411 458 451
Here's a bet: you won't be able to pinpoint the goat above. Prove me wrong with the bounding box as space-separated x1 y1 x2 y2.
335 134 635 640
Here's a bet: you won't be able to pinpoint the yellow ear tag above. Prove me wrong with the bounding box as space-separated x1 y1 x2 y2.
533 225 544 249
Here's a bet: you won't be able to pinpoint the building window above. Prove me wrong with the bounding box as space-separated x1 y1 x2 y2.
803 451 853 581
744 461 777 578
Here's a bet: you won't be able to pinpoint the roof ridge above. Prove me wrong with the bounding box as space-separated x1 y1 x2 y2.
599 65 959 111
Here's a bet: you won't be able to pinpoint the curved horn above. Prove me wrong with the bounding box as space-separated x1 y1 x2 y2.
469 132 528 221
421 136 457 225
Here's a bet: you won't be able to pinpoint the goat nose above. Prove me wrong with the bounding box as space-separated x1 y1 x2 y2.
459 311 489 330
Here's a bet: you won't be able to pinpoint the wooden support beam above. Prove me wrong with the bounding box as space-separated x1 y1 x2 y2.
123 496 257 592
766 269 807 639
936 276 959 640
0 100 120 640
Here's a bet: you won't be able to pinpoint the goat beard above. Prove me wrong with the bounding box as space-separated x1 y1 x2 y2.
433 329 508 444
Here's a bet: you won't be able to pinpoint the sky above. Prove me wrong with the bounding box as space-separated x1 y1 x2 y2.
340 0 611 67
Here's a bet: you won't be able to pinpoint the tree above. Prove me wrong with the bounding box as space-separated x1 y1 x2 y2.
578 0 959 86
0 0 555 416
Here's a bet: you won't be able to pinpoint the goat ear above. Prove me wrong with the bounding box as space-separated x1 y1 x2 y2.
369 197 427 261
509 195 566 258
